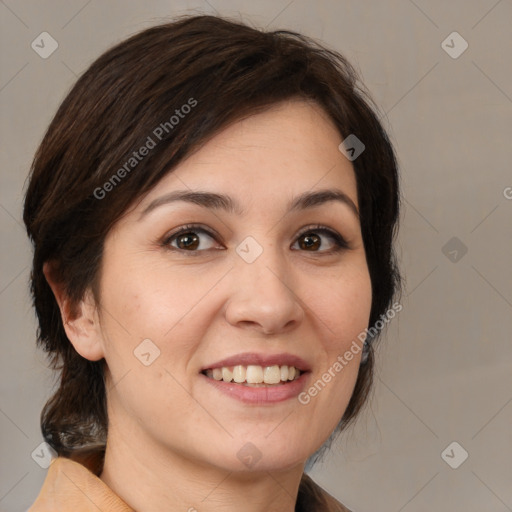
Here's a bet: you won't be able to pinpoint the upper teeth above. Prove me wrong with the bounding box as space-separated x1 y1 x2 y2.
204 365 300 385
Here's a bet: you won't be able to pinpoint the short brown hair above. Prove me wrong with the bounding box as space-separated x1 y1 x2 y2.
23 14 402 460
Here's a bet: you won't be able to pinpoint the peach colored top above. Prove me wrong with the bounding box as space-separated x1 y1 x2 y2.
29 453 351 511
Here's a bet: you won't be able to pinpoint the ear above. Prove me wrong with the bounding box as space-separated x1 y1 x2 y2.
43 261 105 361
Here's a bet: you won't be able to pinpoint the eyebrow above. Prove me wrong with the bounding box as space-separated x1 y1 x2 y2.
139 188 359 220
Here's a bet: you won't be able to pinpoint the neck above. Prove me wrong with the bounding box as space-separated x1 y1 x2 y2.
99 423 304 512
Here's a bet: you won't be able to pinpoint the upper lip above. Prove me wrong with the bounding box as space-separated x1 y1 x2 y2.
201 352 311 372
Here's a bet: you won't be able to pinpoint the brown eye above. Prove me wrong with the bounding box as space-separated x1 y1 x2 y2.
175 232 200 250
298 233 321 251
293 226 349 253
163 225 219 252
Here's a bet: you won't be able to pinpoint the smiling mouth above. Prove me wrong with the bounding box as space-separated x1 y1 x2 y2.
201 364 303 386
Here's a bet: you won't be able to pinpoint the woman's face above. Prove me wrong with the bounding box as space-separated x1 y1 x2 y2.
95 99 372 473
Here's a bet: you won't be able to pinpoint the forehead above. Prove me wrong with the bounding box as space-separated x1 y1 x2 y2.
139 99 358 213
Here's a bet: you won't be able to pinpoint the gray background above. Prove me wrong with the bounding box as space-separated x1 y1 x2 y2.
1 1 511 511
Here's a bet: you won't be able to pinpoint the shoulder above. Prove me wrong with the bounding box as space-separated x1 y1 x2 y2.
28 455 132 512
297 472 353 512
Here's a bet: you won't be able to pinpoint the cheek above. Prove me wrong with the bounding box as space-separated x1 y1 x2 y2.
309 264 372 350
298 263 371 414
99 255 205 336
97 254 228 379
96 260 213 429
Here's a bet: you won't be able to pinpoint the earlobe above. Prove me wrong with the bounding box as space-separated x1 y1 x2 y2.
43 262 105 361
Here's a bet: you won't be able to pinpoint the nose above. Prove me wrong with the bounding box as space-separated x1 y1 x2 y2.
224 244 305 335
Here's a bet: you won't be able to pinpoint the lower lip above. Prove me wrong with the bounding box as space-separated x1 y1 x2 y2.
200 372 310 404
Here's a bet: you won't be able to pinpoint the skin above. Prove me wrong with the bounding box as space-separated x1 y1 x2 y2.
47 98 372 511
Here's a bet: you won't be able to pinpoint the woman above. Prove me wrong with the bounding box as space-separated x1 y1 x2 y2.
24 14 402 511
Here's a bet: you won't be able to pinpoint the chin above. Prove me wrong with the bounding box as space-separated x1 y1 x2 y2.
212 436 310 473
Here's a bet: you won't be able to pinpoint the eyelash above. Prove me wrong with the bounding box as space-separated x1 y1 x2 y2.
160 223 350 255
